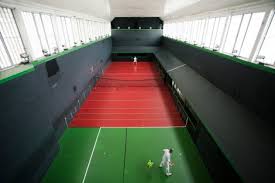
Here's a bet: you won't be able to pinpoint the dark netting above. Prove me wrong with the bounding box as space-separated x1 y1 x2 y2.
95 77 165 87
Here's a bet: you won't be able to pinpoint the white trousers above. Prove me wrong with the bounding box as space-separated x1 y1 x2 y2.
160 156 170 174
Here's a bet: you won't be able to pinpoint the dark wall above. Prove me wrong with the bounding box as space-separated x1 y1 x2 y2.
162 37 275 123
111 17 163 29
0 38 112 183
112 53 155 61
112 29 162 47
46 39 111 126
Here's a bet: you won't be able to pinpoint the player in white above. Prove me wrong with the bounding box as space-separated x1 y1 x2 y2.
133 56 137 64
159 148 173 176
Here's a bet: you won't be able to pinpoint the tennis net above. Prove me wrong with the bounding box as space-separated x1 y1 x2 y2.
96 77 165 87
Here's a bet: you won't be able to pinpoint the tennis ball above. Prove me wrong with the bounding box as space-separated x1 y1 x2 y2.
147 160 154 168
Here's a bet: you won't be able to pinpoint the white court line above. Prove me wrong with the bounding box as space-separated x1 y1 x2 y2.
93 90 169 92
86 99 171 101
77 112 180 114
81 128 101 183
92 92 169 94
81 107 176 109
167 64 186 72
75 119 182 121
102 126 186 129
93 91 169 94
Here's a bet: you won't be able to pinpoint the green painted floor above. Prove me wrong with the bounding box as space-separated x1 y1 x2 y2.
42 128 99 183
43 128 212 183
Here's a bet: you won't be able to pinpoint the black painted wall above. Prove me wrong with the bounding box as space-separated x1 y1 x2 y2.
111 17 163 50
0 38 112 183
162 37 275 124
111 17 163 29
112 53 155 61
112 29 162 47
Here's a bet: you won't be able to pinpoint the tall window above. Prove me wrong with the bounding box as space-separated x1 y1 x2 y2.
185 21 191 42
192 20 198 44
71 17 80 45
201 18 209 46
78 18 85 43
90 21 96 40
179 22 183 40
56 16 68 49
209 17 219 49
0 37 11 69
233 14 251 56
213 17 226 50
65 17 74 47
163 7 274 65
0 7 25 68
257 13 275 65
223 15 242 54
87 20 93 41
21 11 43 59
0 5 113 69
204 18 215 47
33 13 49 52
239 12 265 58
84 20 89 42
41 14 57 53
197 19 206 46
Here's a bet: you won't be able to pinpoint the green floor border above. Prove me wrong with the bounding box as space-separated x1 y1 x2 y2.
0 64 35 84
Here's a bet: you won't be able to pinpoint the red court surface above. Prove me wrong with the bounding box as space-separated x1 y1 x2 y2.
69 61 185 127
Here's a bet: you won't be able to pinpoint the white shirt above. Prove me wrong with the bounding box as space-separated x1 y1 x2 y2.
163 149 171 162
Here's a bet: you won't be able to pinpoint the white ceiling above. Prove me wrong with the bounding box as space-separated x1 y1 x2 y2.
164 0 266 19
14 0 269 20
14 0 111 19
109 0 166 18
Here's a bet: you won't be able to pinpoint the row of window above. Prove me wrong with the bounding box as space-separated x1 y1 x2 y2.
0 7 25 68
164 9 275 65
0 6 111 70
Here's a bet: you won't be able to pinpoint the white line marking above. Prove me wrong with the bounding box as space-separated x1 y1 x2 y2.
92 91 170 93
75 119 182 121
81 128 101 183
81 107 177 109
77 111 179 115
102 126 186 129
167 64 186 72
86 99 171 101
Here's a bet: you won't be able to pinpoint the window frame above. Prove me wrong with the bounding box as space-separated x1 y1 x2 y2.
0 6 26 69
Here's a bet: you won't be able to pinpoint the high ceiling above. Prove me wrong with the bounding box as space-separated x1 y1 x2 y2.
15 0 268 20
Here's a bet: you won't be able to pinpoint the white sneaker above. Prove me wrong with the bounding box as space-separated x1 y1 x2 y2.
166 173 172 176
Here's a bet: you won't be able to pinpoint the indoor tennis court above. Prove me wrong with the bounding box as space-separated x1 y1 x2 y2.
42 61 211 183
2 1 274 183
